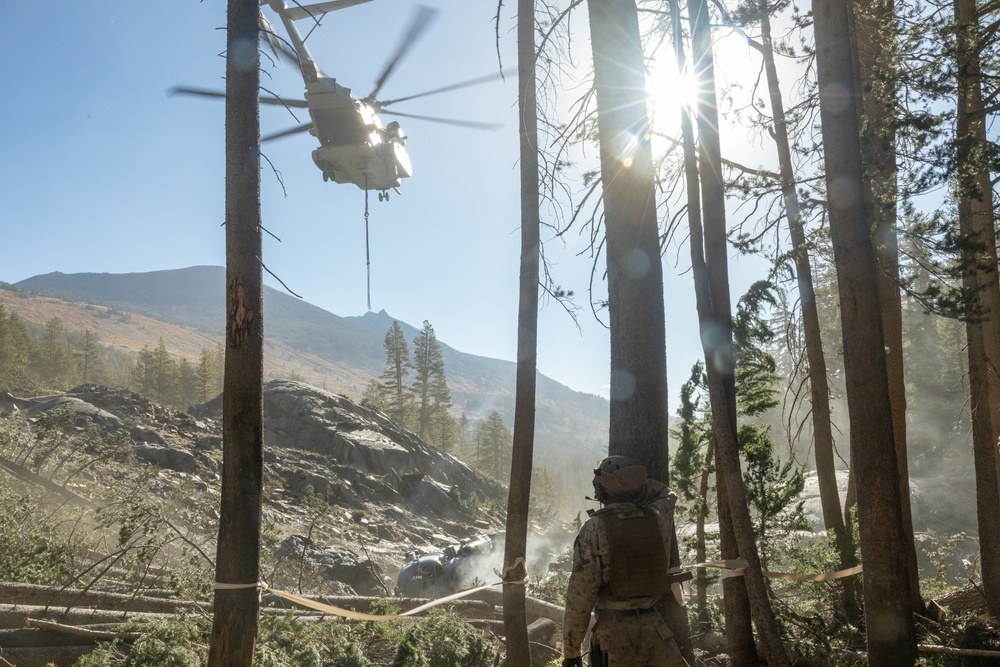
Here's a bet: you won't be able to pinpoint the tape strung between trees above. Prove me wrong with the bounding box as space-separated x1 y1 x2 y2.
214 581 507 621
213 559 861 623
695 559 864 581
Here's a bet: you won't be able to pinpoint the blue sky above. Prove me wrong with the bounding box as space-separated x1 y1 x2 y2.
0 0 771 404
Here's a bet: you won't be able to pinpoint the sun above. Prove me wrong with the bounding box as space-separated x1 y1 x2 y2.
647 59 700 140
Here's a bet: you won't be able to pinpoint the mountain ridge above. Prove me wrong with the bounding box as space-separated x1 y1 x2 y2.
4 266 608 486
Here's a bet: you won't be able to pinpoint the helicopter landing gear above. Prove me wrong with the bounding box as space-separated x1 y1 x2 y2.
378 190 390 202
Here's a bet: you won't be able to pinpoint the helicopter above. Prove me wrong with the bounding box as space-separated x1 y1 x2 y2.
172 0 503 201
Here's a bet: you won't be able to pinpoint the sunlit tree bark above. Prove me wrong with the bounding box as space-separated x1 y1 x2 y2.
586 0 692 656
687 0 791 662
208 0 263 664
954 0 1000 618
852 0 923 614
502 0 541 661
812 0 918 658
667 0 754 659
755 0 861 624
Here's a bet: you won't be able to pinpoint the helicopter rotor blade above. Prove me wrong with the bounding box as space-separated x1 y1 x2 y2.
367 5 438 102
259 94 309 109
282 0 375 21
381 110 502 131
376 69 512 109
261 122 315 142
169 86 309 109
260 12 300 66
169 86 228 101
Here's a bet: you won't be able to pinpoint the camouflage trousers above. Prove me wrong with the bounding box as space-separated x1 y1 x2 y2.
592 609 686 667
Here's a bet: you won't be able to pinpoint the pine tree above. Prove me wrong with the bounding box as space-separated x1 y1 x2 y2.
739 423 808 569
671 362 708 505
135 345 157 398
34 318 75 389
175 358 199 408
212 345 224 397
411 321 448 441
79 331 107 386
197 347 217 403
380 321 412 428
529 465 565 525
455 412 472 458
474 411 512 481
0 306 31 391
151 339 176 406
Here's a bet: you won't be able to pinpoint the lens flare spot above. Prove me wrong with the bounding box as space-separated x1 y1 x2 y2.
622 247 651 279
229 36 258 71
610 368 637 402
821 81 853 115
829 176 861 208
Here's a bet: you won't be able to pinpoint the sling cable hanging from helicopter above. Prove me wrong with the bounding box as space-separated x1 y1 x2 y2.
364 177 372 312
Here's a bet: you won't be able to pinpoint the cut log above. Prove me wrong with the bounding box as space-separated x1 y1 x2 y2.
933 584 987 616
918 643 1000 658
25 617 142 641
0 604 177 630
0 582 204 614
469 588 564 626
527 617 559 647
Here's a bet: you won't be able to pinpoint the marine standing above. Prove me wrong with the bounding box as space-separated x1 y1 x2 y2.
561 455 687 667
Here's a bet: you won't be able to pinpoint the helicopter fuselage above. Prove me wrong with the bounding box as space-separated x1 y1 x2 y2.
304 77 411 192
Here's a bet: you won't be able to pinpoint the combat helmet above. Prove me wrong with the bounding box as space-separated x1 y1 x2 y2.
592 455 647 503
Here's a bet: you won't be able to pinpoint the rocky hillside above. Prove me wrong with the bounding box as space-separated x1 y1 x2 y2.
3 267 609 491
0 380 557 597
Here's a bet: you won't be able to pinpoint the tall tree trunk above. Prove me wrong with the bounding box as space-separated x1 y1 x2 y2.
687 0 791 662
757 0 861 624
668 0 754 657
502 0 540 662
587 0 669 475
954 0 1000 618
812 0 918 659
852 0 923 615
208 0 263 665
695 437 714 630
587 0 692 657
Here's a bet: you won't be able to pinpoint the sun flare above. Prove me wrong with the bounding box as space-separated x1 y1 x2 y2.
647 61 699 137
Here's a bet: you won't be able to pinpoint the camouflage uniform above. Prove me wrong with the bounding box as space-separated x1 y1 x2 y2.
563 478 686 667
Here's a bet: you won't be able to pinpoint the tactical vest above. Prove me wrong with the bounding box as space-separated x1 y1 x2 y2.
601 506 671 599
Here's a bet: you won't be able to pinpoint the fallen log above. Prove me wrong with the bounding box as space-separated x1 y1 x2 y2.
0 457 97 509
469 588 564 626
25 617 142 641
527 617 559 647
917 643 1000 658
933 583 987 616
0 582 205 614
0 604 178 630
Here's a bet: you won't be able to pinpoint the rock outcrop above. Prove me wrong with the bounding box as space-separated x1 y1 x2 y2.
1 380 507 593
